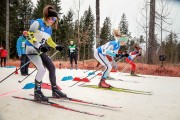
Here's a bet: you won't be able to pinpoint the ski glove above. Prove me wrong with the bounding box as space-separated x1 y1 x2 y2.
116 53 129 58
116 54 123 58
39 44 50 53
56 45 64 51
124 53 129 57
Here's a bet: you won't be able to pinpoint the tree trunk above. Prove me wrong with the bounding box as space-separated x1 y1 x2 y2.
147 0 156 64
77 0 81 61
6 0 9 59
96 0 100 48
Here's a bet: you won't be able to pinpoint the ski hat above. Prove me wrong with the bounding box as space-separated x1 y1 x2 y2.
118 35 128 42
48 8 58 18
43 5 58 19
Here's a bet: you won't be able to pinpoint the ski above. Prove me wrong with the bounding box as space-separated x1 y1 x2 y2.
81 85 153 95
125 74 145 78
106 78 139 83
29 94 121 109
12 96 104 117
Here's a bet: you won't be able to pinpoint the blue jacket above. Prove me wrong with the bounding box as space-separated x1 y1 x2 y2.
16 35 27 56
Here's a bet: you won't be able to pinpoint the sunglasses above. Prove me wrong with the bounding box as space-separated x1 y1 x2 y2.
50 17 57 22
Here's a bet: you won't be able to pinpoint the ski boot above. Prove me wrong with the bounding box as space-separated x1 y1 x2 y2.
130 71 137 76
98 78 111 88
34 80 49 102
52 85 67 98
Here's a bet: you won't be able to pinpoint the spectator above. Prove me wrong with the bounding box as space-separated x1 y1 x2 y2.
16 31 30 76
0 47 8 67
68 41 78 69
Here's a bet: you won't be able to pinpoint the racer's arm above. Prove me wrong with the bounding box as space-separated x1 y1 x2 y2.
105 45 116 57
27 21 41 48
16 37 22 57
46 37 57 48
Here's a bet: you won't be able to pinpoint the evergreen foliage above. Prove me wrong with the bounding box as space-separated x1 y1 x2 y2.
0 0 179 64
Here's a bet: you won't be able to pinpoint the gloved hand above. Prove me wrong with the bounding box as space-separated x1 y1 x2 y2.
56 45 64 51
124 53 129 57
116 54 123 58
39 44 50 53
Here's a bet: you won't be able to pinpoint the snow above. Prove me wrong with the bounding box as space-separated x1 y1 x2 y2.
0 67 180 120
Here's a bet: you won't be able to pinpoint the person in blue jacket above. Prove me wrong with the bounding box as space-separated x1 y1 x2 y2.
94 28 128 88
16 31 30 76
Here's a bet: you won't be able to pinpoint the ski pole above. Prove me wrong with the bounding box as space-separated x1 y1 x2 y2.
116 56 139 78
83 57 121 74
69 65 104 87
83 61 101 73
70 56 124 87
18 51 59 83
116 64 129 78
18 69 36 83
79 58 124 86
0 56 34 83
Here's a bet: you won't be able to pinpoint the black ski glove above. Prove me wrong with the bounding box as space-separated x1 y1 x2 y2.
121 53 129 57
124 53 129 57
56 45 64 51
116 54 123 58
39 44 50 53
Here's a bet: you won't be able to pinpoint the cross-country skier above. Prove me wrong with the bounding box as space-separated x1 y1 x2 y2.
94 28 128 88
25 5 67 102
125 44 142 76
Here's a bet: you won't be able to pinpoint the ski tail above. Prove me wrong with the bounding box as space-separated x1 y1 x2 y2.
29 94 121 109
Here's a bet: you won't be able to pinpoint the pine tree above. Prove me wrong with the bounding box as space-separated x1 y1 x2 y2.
33 0 61 19
100 17 111 45
165 32 176 63
118 13 131 53
17 0 34 31
58 9 74 60
0 0 6 47
8 0 33 58
119 13 129 35
80 6 95 60
177 42 180 64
